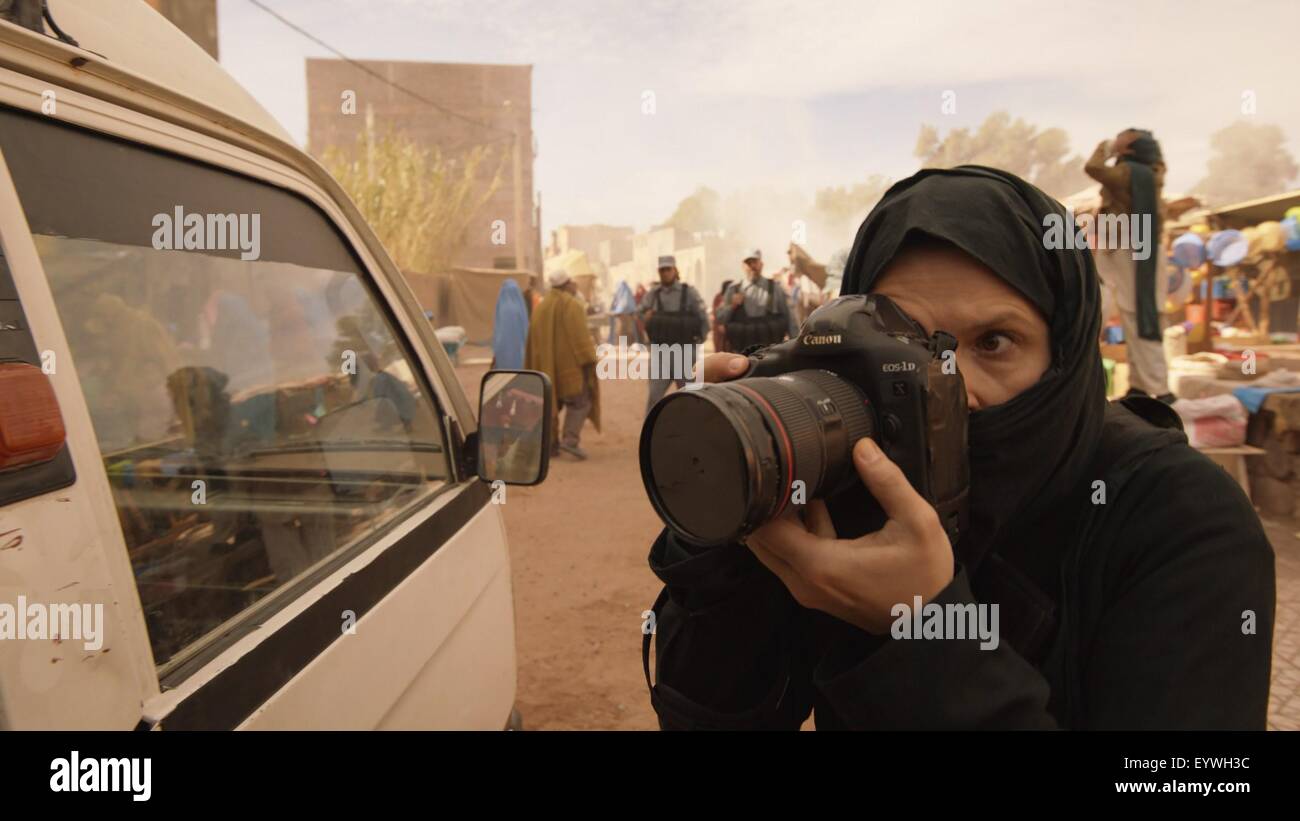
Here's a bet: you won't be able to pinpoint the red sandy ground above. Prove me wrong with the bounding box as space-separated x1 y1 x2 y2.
456 347 662 729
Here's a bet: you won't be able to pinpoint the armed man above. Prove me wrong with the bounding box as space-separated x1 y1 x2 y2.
638 255 709 414
716 248 799 352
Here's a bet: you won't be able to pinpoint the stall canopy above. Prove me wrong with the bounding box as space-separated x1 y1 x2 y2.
545 249 596 281
544 249 600 304
403 267 531 345
1212 189 1300 230
1061 185 1201 222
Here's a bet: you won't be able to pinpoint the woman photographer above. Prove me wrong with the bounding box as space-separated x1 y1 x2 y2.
643 166 1275 729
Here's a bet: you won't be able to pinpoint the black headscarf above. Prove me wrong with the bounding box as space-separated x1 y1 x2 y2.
839 166 1108 571
1123 129 1164 341
1125 128 1163 166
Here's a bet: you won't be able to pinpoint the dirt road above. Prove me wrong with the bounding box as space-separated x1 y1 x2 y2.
455 346 663 729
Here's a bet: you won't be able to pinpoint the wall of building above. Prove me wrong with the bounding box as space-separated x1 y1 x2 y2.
145 0 218 59
551 224 634 274
607 260 640 289
617 228 745 298
590 225 750 304
306 58 537 273
694 235 748 299
599 236 633 270
631 227 679 280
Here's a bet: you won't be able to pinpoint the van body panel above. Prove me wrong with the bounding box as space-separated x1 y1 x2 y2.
5 0 296 143
235 500 516 730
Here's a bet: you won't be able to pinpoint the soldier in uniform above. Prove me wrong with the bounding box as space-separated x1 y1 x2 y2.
638 255 709 414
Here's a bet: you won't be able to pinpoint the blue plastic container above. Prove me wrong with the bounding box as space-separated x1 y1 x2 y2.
1211 276 1245 300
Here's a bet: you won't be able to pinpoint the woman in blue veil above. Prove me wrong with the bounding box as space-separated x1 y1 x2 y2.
491 279 530 370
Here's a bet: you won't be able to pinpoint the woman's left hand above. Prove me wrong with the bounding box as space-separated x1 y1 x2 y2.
744 438 955 634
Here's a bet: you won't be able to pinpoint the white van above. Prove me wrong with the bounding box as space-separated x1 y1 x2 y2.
0 0 551 729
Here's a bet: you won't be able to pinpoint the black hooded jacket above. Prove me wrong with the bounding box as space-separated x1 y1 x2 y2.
643 167 1275 729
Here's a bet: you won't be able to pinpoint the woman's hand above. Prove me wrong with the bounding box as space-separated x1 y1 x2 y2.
699 352 749 383
745 438 955 634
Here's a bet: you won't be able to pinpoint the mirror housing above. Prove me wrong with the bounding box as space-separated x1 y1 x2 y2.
475 369 553 486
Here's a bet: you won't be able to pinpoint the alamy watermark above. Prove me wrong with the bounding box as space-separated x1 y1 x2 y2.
1042 208 1153 262
596 337 703 388
0 596 104 651
151 206 261 261
50 751 151 801
890 595 1000 650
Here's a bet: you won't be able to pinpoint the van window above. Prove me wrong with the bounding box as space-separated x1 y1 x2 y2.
0 107 450 671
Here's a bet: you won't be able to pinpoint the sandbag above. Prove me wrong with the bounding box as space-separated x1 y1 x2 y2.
1171 394 1248 448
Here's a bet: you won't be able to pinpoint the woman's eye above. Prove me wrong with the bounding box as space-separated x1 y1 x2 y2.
976 332 1013 355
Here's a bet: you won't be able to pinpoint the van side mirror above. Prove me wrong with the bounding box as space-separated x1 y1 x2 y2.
476 370 552 486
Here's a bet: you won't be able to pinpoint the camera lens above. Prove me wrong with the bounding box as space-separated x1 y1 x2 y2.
640 369 875 546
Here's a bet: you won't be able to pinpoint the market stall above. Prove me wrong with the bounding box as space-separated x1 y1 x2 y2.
1143 189 1300 505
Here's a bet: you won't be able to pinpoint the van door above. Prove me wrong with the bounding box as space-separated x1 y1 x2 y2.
0 102 517 729
0 140 159 731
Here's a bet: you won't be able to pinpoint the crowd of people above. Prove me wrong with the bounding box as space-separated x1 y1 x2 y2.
487 246 835 461
630 248 826 357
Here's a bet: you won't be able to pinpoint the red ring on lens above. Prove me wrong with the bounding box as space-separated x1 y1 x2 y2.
733 383 794 518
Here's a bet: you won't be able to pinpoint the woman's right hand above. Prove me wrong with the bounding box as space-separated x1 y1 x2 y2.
700 352 750 383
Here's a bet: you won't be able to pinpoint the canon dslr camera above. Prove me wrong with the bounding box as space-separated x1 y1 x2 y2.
639 293 969 547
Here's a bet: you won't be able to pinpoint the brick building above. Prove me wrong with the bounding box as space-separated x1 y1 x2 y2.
145 0 218 59
306 58 538 273
548 224 635 274
606 226 743 299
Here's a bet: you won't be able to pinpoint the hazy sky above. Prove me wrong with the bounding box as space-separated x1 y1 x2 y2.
219 0 1299 244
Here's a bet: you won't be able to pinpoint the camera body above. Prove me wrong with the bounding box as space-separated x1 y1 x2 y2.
745 294 968 543
639 292 968 548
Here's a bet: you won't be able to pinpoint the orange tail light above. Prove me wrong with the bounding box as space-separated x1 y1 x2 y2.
0 362 67 470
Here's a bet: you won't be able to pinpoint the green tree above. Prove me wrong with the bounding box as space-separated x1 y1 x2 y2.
1193 121 1299 207
665 186 723 235
321 129 503 274
914 111 1089 199
813 174 892 229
